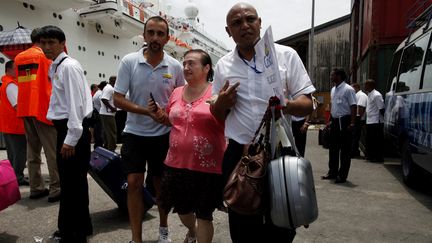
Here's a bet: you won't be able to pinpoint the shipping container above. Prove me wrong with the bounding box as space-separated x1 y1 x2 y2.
351 0 432 92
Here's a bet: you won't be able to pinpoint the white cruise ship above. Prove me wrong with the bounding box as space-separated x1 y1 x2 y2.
0 0 230 84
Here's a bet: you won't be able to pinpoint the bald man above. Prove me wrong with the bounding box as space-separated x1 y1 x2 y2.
211 3 316 242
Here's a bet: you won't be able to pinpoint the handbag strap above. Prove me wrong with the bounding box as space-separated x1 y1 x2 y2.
250 97 280 158
251 106 271 144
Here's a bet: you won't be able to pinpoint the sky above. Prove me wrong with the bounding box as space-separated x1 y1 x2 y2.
165 0 352 50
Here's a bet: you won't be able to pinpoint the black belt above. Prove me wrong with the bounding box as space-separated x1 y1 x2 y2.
330 115 351 130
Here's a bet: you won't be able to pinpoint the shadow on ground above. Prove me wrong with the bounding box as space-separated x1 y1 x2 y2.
384 162 432 211
0 232 18 243
89 206 157 237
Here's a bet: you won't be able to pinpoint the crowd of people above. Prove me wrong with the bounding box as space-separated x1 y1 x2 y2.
0 2 387 243
321 69 385 184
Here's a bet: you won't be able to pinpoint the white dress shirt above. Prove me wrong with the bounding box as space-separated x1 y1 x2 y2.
366 89 384 124
330 81 357 118
213 44 316 144
356 90 368 120
47 52 93 146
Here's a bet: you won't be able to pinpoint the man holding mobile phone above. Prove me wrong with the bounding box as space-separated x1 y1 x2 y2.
113 16 184 243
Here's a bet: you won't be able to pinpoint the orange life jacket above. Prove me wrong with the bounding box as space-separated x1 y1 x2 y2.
14 45 53 125
0 75 25 135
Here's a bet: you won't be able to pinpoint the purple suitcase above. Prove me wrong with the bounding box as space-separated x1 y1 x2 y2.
89 147 154 212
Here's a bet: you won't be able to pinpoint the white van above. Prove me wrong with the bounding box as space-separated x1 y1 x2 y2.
384 16 432 185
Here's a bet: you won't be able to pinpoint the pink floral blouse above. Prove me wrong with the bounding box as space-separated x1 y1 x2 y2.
164 84 226 174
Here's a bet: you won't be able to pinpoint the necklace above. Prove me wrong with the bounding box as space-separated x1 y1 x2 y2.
183 83 209 104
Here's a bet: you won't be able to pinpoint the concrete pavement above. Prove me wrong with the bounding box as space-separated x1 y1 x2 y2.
1 129 432 242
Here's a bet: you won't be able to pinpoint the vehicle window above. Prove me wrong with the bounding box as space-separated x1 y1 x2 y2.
422 34 432 90
397 34 429 92
386 50 402 92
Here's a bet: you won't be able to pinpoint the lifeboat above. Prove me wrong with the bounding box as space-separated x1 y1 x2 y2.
78 1 118 20
16 0 94 12
77 0 145 38
174 38 192 56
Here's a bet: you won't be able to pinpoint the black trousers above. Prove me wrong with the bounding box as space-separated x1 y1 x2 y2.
222 140 296 243
92 109 103 149
115 110 127 143
328 116 353 179
53 119 92 243
3 133 27 182
292 119 307 157
366 123 384 161
351 117 365 156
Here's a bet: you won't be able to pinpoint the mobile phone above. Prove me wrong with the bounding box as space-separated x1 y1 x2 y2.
149 92 158 111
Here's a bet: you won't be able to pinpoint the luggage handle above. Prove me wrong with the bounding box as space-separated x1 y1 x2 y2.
272 109 300 157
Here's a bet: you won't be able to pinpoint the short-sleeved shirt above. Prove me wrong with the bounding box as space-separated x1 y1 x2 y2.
330 81 357 118
356 90 368 120
6 82 18 107
92 89 102 112
114 48 184 136
366 89 384 124
99 84 115 116
212 44 316 144
164 84 226 174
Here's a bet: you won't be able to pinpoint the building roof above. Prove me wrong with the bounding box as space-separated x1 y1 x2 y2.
276 14 351 44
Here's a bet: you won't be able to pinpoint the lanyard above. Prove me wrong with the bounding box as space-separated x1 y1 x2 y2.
55 56 68 73
239 51 262 74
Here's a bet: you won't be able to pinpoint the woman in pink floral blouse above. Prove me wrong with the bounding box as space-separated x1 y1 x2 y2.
149 49 226 243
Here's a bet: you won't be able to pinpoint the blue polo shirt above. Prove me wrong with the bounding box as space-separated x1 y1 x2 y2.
115 48 184 136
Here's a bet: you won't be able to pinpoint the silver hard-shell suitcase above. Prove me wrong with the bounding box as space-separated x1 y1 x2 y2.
267 112 318 229
268 155 318 229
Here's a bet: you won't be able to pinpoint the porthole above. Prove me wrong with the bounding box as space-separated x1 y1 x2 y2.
97 51 100 55
30 5 35 10
77 21 80 26
78 46 82 51
58 15 62 20
98 73 101 78
83 47 86 52
101 30 104 34
84 70 87 75
102 74 105 78
0 58 5 64
53 13 57 18
23 3 28 8
81 23 85 28
113 35 116 38
101 52 104 56
0 25 3 31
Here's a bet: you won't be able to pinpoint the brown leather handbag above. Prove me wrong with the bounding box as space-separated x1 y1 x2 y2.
223 105 272 215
